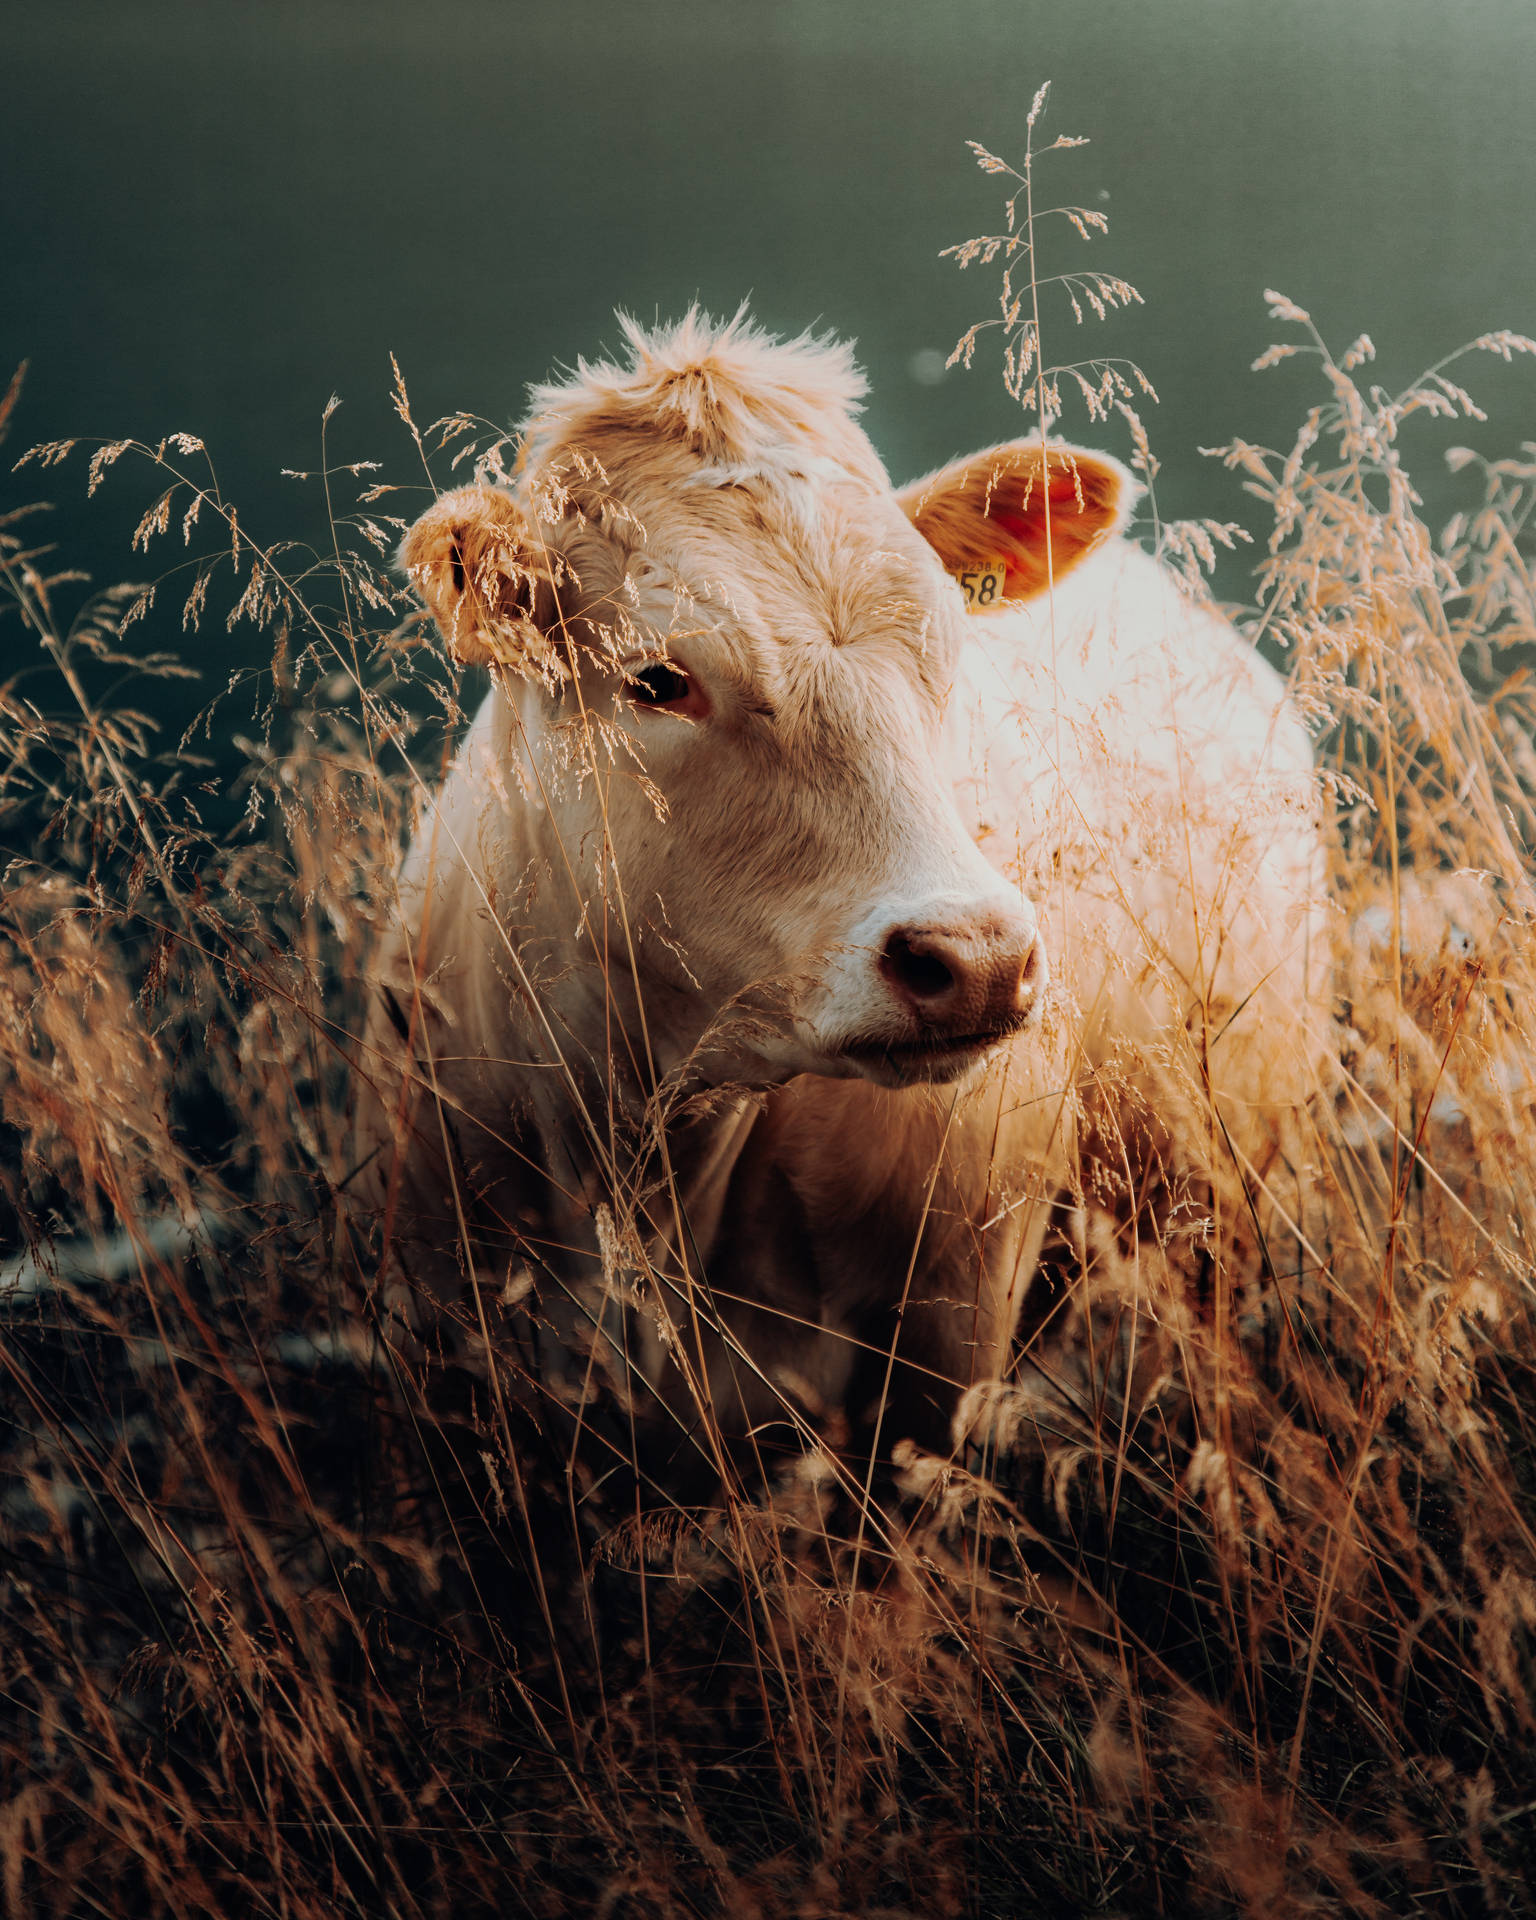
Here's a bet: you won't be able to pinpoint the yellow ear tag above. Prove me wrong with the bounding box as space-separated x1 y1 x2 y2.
955 560 1009 610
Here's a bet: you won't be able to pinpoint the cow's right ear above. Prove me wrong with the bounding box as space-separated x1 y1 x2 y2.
399 485 559 672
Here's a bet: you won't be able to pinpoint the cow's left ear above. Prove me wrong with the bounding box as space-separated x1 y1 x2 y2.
897 441 1137 603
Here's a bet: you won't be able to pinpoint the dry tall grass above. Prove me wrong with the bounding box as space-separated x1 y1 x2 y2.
4 113 1536 1914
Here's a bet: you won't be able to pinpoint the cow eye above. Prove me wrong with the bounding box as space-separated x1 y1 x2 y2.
627 662 693 709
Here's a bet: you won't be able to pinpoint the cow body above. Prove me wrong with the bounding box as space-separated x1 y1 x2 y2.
354 311 1323 1460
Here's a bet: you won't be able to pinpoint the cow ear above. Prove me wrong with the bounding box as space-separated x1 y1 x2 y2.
897 441 1136 603
399 484 560 671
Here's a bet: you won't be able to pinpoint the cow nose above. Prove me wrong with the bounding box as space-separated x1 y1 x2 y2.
878 907 1046 1034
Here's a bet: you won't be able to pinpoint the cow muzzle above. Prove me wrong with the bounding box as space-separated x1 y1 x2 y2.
830 897 1048 1085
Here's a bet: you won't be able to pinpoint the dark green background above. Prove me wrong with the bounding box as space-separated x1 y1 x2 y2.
6 0 1536 696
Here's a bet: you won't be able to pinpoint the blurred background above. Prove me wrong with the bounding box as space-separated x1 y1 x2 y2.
6 0 1536 708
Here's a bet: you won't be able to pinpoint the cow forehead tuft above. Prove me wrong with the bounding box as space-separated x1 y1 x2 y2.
522 305 890 491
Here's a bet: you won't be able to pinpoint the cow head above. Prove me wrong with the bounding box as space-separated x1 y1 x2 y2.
400 311 1133 1093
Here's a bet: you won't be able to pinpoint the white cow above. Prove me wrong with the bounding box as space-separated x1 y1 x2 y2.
354 309 1323 1461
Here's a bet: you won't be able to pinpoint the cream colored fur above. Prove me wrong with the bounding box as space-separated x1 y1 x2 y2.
354 308 1324 1458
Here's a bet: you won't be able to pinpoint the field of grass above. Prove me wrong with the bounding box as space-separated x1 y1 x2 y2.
4 120 1536 1913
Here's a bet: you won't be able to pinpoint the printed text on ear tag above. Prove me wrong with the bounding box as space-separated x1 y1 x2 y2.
955 560 1008 609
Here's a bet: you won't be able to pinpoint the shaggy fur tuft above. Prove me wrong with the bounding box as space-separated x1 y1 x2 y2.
523 303 888 488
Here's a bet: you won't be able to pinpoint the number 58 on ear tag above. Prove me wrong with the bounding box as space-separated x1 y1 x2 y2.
956 560 1008 610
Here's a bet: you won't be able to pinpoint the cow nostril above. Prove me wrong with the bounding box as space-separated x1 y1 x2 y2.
1020 936 1043 991
881 930 955 1002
